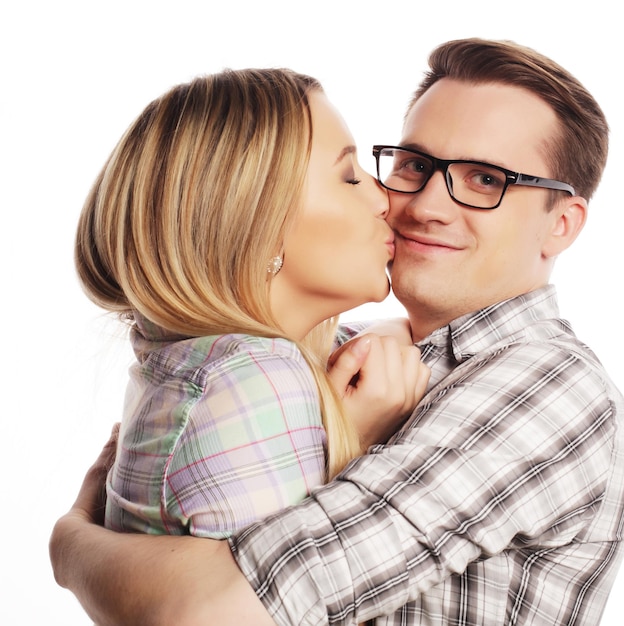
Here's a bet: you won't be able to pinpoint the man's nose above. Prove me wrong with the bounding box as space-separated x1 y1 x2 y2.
391 171 459 223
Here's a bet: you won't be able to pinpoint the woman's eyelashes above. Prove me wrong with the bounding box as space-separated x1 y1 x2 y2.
345 166 361 186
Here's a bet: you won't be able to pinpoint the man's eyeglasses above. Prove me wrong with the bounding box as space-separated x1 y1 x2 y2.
372 145 576 210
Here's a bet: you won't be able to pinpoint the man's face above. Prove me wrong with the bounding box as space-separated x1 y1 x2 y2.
387 78 564 338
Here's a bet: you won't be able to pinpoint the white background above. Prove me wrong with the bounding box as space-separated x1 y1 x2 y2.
2 1 622 624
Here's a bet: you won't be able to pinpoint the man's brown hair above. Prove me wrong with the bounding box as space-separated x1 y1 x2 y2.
410 38 608 201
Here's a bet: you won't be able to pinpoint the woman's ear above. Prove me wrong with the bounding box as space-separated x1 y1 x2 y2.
542 196 588 259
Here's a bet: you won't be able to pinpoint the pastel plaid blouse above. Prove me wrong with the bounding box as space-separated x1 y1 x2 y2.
231 286 624 625
105 317 326 539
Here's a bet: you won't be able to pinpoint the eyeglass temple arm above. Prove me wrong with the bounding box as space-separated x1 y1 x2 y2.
515 174 575 195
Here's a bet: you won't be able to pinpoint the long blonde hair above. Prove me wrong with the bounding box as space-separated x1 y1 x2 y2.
75 68 361 478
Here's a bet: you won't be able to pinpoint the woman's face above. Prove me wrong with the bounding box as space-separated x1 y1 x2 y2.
271 91 394 339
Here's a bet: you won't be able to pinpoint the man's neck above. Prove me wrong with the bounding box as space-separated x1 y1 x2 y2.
408 312 450 343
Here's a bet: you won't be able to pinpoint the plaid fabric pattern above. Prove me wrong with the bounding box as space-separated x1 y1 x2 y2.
232 286 624 625
105 326 326 539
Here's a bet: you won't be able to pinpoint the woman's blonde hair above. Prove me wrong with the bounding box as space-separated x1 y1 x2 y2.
75 68 361 479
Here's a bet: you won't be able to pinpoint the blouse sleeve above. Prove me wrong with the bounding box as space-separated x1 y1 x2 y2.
163 337 327 539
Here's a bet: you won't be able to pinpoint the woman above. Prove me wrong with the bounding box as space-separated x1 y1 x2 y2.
75 68 428 539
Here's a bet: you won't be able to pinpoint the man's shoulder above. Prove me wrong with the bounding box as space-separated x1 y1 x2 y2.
402 331 618 446
464 323 603 383
446 286 571 357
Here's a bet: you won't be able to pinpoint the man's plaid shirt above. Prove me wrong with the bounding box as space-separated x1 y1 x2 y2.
231 286 624 625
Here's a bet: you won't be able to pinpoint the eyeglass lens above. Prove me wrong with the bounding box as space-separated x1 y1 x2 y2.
377 147 507 209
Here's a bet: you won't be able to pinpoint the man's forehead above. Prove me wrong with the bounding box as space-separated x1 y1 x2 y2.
400 78 557 172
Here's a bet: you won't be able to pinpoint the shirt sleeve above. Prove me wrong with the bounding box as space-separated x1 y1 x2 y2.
333 321 374 350
163 340 327 539
230 341 616 624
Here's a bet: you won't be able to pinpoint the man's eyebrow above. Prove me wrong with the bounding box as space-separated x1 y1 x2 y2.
400 141 427 153
400 142 510 169
335 145 357 164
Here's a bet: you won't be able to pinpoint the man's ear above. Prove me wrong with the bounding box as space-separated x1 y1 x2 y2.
542 196 588 258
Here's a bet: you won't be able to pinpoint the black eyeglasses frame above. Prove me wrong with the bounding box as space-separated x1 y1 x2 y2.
372 145 576 210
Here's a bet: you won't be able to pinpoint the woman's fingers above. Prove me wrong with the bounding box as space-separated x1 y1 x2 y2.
327 336 372 397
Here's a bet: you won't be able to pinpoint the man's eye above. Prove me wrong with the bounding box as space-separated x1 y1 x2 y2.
476 174 497 186
403 159 426 173
465 169 505 189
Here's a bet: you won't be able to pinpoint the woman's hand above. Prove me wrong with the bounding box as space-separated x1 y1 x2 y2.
327 330 429 449
74 422 119 525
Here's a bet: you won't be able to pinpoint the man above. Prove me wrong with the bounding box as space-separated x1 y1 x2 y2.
50 38 624 625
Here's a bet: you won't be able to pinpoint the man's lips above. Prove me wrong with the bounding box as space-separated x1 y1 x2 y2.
395 230 463 253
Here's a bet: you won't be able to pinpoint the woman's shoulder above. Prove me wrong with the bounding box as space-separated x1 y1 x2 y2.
201 333 302 358
135 332 309 390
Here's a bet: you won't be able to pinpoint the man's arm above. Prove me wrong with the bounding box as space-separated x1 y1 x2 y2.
50 333 426 625
231 342 618 623
49 427 275 626
52 335 616 624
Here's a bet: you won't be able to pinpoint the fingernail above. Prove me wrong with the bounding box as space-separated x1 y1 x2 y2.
351 336 371 356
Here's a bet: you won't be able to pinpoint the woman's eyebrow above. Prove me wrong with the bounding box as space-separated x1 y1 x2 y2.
335 145 357 165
